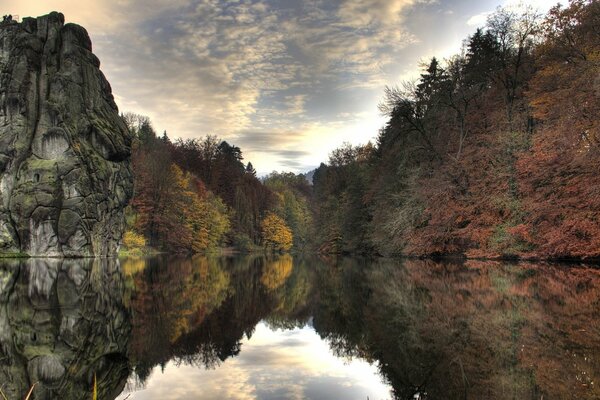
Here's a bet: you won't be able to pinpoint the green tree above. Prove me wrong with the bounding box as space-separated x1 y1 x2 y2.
264 172 314 251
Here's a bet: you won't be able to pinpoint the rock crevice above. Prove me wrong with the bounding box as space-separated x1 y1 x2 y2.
0 12 133 257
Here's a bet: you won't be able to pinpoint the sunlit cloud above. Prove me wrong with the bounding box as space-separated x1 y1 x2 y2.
4 0 551 173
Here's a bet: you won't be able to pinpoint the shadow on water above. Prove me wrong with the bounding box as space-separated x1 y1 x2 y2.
1 255 600 399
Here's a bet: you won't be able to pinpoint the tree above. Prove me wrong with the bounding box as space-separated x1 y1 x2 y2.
131 138 175 248
444 55 486 159
465 28 501 87
264 172 314 251
486 5 541 125
312 0 600 259
541 0 600 63
261 213 293 252
245 162 256 176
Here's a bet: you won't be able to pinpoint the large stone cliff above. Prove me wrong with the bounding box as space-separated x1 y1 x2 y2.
0 12 133 257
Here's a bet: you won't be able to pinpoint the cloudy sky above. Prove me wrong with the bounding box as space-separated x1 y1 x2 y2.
6 0 552 174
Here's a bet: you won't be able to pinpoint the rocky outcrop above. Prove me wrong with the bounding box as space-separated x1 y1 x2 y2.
0 12 132 257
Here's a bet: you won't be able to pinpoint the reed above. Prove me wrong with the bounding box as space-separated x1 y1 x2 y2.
0 377 96 400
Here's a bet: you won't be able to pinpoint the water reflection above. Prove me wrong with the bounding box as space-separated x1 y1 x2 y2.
122 322 390 400
312 259 600 399
1 256 599 399
124 255 316 383
0 258 130 399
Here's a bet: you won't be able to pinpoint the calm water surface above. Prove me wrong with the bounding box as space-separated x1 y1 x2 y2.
0 255 599 399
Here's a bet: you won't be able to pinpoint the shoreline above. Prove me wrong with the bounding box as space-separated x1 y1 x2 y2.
1 249 599 266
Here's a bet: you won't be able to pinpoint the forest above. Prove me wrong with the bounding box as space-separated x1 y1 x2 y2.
122 0 600 260
121 116 311 254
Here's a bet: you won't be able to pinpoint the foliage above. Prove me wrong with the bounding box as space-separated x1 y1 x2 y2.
264 172 314 251
167 136 278 248
313 143 374 254
312 1 600 260
122 230 146 251
261 213 293 252
121 1 600 260
123 112 296 253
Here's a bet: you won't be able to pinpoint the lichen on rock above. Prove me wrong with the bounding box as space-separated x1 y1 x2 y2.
0 12 133 257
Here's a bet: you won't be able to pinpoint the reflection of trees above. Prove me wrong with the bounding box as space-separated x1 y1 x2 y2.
126 254 311 383
311 258 600 400
0 258 130 400
265 257 315 330
260 254 293 290
124 256 231 380
123 254 600 399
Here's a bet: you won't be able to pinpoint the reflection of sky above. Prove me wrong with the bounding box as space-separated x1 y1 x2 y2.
116 322 391 400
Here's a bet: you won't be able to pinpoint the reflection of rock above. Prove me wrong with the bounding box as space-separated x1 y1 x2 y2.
0 12 132 256
0 258 131 399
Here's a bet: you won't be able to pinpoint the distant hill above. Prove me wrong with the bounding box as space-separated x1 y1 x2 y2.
303 169 316 185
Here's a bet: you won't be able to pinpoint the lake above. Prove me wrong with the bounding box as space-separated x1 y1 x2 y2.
0 255 599 399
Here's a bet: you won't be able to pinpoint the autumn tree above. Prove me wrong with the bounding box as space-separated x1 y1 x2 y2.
264 172 314 251
128 119 232 253
485 5 541 125
313 1 600 259
261 213 293 252
516 0 600 258
313 143 374 254
170 136 276 248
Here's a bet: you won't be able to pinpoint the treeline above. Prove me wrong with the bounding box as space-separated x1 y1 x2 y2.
123 1 599 259
313 0 600 259
121 116 313 253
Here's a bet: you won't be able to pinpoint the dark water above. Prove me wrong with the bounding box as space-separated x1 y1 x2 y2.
0 256 599 399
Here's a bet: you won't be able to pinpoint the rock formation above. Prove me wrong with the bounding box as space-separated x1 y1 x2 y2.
0 12 132 257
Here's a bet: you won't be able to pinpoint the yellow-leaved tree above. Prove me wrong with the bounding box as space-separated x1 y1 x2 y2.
168 164 230 253
261 213 293 252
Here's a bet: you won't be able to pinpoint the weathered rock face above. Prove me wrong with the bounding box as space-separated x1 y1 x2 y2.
0 12 133 257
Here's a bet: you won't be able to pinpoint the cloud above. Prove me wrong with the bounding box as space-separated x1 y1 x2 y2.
272 150 311 159
1 0 191 31
232 131 314 173
467 11 492 27
233 130 305 150
6 0 543 173
337 0 418 28
6 0 420 172
91 3 410 126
